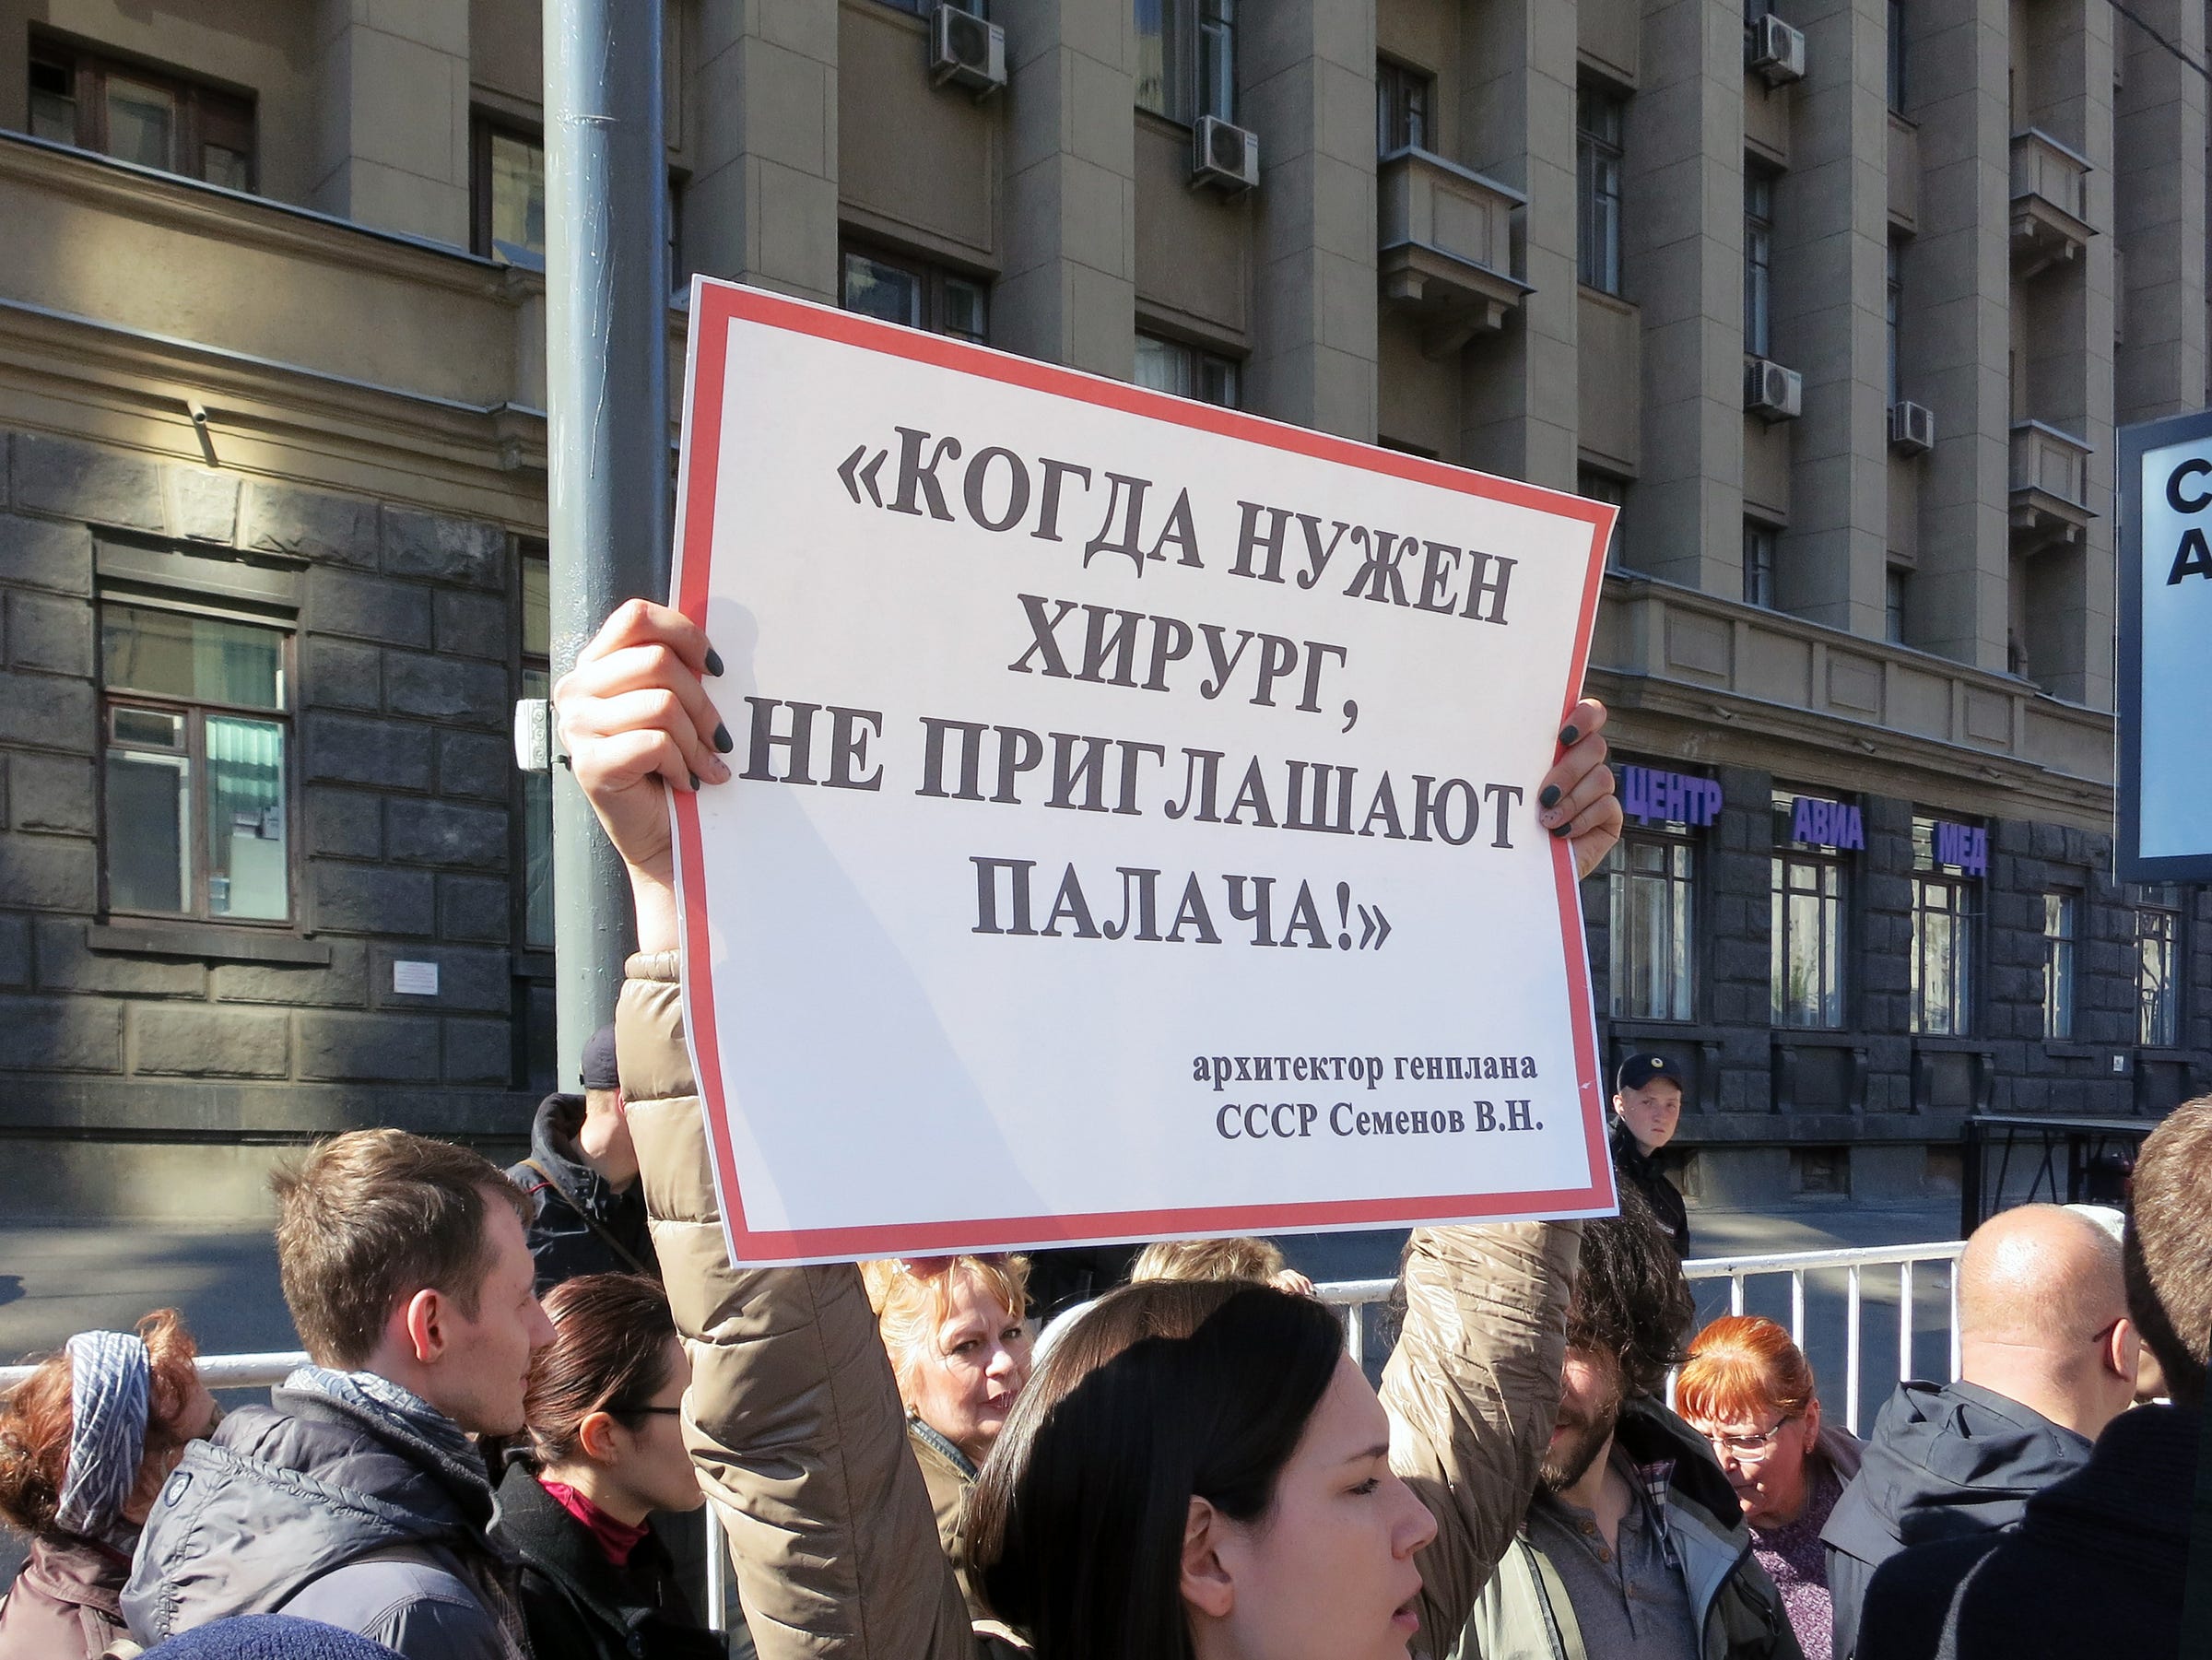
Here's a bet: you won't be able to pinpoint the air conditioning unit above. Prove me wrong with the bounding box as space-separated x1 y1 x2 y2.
1192 115 1259 194
1745 357 1804 422
930 4 1006 98
1747 13 1806 86
1888 399 1936 454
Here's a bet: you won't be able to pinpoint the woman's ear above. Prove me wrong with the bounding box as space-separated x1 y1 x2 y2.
1801 1395 1821 1442
574 1409 621 1465
1180 1496 1236 1621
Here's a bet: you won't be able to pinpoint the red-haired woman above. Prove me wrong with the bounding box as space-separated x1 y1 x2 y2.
1677 1314 1863 1660
0 1312 219 1660
490 1273 721 1660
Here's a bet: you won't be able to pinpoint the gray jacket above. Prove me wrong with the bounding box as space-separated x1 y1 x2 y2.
123 1385 526 1660
1457 1397 1803 1660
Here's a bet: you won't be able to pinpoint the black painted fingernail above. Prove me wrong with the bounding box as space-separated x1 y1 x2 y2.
1539 784 1561 810
704 648 725 677
713 723 734 754
1559 724 1581 747
1550 823 1571 838
688 772 700 792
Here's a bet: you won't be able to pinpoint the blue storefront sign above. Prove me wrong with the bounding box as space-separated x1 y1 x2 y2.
1790 795 1865 851
1934 820 1988 877
1623 765 1724 827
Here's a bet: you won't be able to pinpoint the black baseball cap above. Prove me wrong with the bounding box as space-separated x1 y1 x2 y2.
1616 1053 1686 1094
581 1024 621 1092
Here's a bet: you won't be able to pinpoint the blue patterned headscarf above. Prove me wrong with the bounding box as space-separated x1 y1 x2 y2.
55 1329 152 1537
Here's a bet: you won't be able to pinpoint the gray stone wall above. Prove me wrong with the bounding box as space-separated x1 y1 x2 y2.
1586 754 2212 1204
0 430 543 1219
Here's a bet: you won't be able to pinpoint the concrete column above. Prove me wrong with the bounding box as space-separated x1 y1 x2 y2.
1241 0 1379 441
993 0 1136 376
312 0 472 244
1905 0 2011 670
688 0 839 300
1772 0 1892 638
1456 0 1581 492
2025 0 2117 707
2112 0 2207 425
1618 0 1744 591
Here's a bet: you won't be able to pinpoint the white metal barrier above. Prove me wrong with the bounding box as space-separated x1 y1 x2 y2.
0 1239 1969 1632
1671 1241 1967 1435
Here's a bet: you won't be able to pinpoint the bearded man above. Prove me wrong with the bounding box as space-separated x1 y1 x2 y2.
1454 1190 1805 1660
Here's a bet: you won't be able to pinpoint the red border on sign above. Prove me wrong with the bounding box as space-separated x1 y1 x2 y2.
668 278 1618 1263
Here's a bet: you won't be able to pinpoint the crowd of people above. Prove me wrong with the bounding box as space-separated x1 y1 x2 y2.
0 599 2205 1660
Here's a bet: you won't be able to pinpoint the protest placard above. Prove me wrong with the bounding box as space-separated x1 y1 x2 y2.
667 278 1618 1265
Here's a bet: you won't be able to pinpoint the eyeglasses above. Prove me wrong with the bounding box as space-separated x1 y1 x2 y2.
1701 1417 1791 1457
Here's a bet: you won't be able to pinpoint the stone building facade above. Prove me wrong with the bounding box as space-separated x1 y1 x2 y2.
0 0 2207 1218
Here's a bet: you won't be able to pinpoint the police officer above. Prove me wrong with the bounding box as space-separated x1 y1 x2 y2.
1610 1054 1690 1256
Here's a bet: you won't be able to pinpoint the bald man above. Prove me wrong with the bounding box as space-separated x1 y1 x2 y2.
1819 1204 2138 1659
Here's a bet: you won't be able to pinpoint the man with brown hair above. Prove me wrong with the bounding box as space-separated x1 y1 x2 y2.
1857 1099 2212 1659
1457 1190 1796 1660
124 1129 556 1658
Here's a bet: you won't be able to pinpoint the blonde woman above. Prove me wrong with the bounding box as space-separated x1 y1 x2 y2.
860 1254 1032 1617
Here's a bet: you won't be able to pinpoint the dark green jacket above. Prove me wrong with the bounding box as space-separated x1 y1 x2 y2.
1456 1397 1804 1660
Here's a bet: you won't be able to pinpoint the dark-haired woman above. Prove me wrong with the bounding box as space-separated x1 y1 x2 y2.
490 1274 722 1660
555 600 1620 1660
0 1311 219 1660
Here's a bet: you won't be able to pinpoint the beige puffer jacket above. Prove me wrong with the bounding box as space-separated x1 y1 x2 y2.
617 953 1580 1660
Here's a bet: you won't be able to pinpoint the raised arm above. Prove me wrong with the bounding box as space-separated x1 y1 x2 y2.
1382 1221 1582 1655
559 601 975 1660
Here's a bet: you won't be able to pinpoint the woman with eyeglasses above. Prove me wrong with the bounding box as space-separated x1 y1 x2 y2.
1677 1315 1863 1660
861 1254 1033 1618
491 1273 722 1660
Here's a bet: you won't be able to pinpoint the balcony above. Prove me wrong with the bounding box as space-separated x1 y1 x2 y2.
2010 129 2094 278
1586 572 2116 827
1377 147 1533 359
2008 420 2095 549
0 132 554 499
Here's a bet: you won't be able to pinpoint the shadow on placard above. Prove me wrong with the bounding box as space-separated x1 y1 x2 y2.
705 606 1051 1235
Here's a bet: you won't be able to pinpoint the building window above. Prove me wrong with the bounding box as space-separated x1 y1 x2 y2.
1886 565 1908 643
1377 59 1433 153
1580 469 1629 569
1887 241 1904 402
473 120 546 266
1744 520 1778 607
840 246 989 343
1771 791 1848 1029
1606 830 1696 1021
522 549 554 952
1577 88 1625 295
2042 891 2078 1041
1909 817 1978 1035
100 581 291 924
1888 0 1908 112
2136 885 2183 1047
29 39 254 189
1135 332 1241 406
1135 0 1237 125
1745 166 1775 357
